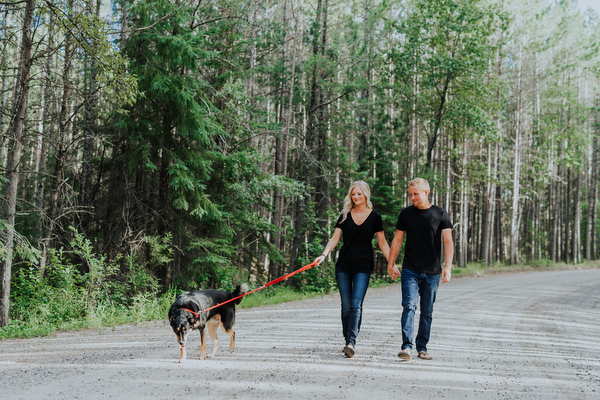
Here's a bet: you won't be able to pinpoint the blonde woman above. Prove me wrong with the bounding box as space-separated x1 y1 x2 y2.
315 181 390 358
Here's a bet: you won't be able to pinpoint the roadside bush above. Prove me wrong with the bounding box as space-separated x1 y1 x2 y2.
298 263 337 294
7 249 87 337
1 231 175 339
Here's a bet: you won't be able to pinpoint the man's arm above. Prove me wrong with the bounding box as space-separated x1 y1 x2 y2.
441 228 454 283
387 229 404 280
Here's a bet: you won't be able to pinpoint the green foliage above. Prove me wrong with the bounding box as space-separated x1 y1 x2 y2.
298 263 337 294
389 0 507 169
3 0 599 339
186 237 239 290
1 231 173 339
0 220 42 263
107 0 288 294
9 250 85 328
41 1 138 109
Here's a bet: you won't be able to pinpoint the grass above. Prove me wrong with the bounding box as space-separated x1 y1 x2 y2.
0 292 176 340
451 259 600 278
2 259 598 340
238 286 319 309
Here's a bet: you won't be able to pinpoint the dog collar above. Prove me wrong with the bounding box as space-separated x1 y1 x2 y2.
183 308 199 318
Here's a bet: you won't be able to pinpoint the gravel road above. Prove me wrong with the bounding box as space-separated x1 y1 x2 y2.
1 268 599 399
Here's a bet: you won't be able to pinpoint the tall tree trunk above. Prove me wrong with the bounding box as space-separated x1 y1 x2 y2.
313 0 329 218
494 181 504 262
480 139 499 265
42 0 75 257
557 163 564 261
0 7 11 163
79 0 102 236
426 72 451 169
0 0 35 327
572 171 582 263
289 0 324 282
103 0 129 257
409 55 419 177
458 142 468 267
509 40 524 265
270 0 297 280
586 103 599 260
480 43 502 265
34 13 56 277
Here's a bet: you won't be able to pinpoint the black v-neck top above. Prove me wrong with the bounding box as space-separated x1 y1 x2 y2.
334 210 384 274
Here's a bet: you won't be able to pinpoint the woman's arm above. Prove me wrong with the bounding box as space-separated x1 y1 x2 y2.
314 227 342 265
387 229 404 280
376 230 391 262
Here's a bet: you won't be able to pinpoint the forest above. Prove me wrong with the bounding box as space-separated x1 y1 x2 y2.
0 0 599 330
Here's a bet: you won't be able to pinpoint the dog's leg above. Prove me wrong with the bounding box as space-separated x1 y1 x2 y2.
220 322 236 353
200 328 207 359
206 315 220 358
180 345 186 362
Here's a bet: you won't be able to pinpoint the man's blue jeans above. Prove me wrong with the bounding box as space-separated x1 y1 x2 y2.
401 268 440 353
336 271 370 347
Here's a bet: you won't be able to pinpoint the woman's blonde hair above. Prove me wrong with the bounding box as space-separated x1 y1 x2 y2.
340 181 373 223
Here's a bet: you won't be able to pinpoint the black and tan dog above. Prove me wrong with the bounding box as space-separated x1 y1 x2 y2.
168 284 248 362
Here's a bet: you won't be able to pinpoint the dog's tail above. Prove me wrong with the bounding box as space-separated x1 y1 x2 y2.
232 283 249 304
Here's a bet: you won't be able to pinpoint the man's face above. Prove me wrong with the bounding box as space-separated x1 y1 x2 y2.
409 185 429 209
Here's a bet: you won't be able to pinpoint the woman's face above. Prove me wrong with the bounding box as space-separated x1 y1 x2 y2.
351 186 366 207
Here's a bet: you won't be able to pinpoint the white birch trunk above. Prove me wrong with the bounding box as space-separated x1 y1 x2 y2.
509 39 524 265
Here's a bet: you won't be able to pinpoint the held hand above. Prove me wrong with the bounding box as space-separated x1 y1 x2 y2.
388 264 400 280
314 255 326 265
441 265 452 283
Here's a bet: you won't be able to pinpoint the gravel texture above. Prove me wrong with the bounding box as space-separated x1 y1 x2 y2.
1 268 599 399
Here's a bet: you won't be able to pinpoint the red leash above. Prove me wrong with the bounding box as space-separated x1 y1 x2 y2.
184 260 319 315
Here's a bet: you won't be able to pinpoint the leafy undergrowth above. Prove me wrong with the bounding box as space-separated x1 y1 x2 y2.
2 259 597 340
452 259 600 278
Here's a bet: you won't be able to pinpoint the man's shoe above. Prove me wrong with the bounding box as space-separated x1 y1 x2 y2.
418 351 432 360
398 348 411 360
343 345 355 358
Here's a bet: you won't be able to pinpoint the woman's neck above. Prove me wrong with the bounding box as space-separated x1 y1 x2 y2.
352 204 370 213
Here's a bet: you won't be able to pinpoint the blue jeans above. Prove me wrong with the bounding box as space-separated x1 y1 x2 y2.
336 271 370 347
401 269 440 353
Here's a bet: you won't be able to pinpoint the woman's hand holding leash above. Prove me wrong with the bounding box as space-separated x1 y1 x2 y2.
315 253 327 265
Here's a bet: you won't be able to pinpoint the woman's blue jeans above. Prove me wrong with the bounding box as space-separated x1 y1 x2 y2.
335 271 370 347
401 268 440 353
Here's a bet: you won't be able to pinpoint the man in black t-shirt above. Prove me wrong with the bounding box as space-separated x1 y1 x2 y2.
387 178 454 361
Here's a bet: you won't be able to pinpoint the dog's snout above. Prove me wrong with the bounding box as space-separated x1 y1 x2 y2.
176 332 187 346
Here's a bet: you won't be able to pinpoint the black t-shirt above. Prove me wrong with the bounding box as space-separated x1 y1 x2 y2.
335 210 384 274
395 205 453 274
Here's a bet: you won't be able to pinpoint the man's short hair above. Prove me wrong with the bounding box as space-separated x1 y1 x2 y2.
408 178 430 192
